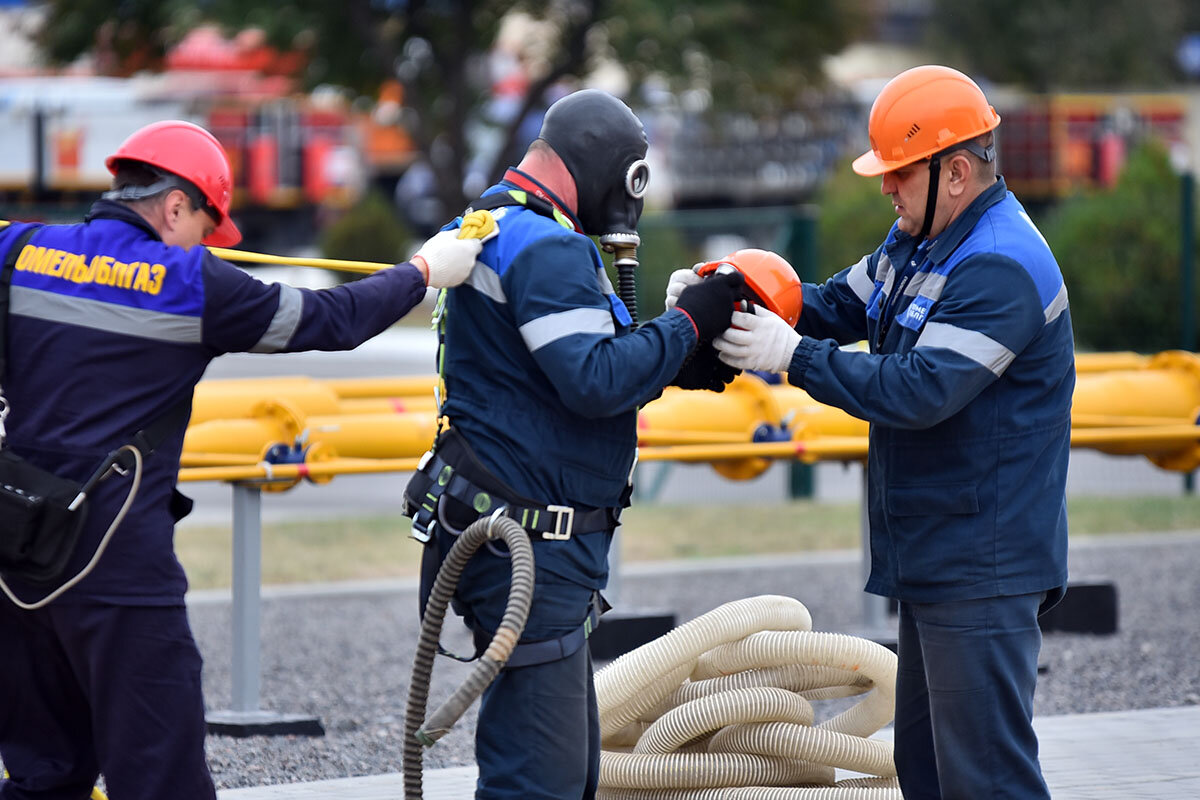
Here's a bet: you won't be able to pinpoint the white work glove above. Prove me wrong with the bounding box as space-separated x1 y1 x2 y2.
714 307 802 374
664 267 703 310
412 229 486 289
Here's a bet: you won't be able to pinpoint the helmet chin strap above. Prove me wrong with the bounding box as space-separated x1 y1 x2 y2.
918 154 941 240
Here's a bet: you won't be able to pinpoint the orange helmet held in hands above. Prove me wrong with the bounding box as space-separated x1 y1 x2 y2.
105 120 242 247
695 249 803 326
852 65 1001 177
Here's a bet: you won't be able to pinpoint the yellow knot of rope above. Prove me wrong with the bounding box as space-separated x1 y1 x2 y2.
458 209 497 241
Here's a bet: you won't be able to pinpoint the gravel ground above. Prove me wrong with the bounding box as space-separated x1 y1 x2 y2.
6 532 1200 789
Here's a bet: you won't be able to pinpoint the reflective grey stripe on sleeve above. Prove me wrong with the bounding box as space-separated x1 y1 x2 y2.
249 283 304 353
465 263 506 304
519 307 614 352
845 256 874 304
596 267 616 295
10 286 202 343
915 320 1015 377
1044 282 1069 323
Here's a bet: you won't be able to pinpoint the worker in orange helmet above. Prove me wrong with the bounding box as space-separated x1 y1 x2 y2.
0 119 490 799
673 65 1074 799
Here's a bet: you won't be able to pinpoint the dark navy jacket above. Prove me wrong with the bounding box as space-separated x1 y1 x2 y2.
439 177 696 588
790 179 1074 603
0 201 428 605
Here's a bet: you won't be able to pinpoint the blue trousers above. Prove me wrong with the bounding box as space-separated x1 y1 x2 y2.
0 602 215 800
429 526 602 800
894 592 1051 800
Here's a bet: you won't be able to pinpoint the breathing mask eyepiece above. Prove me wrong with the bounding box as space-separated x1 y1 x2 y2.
537 89 649 238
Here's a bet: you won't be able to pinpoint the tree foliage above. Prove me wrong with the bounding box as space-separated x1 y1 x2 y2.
926 0 1200 90
36 0 866 222
319 190 412 267
1042 140 1196 352
815 157 896 280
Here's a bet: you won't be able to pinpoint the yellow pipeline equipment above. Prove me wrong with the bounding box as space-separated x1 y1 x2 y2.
191 377 343 424
638 374 789 480
1072 351 1200 421
1074 351 1149 373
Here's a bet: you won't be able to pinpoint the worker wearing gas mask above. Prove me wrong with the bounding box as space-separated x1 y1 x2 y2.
0 120 486 800
403 89 745 799
671 66 1074 799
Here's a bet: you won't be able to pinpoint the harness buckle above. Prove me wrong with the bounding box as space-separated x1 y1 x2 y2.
544 504 575 541
410 518 434 544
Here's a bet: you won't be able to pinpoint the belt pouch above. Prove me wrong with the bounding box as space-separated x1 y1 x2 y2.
0 449 89 586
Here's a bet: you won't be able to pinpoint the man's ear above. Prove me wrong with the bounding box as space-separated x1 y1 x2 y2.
946 153 972 196
162 188 189 229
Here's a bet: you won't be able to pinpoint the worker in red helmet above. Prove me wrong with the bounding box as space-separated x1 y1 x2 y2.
672 66 1074 799
0 119 490 800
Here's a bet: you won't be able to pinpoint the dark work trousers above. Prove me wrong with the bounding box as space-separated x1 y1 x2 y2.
430 528 603 800
894 592 1051 800
0 601 215 800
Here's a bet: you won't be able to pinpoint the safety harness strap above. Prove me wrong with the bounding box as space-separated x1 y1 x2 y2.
494 592 607 669
406 445 619 543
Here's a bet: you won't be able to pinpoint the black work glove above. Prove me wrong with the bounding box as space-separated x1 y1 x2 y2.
671 342 741 392
673 271 746 342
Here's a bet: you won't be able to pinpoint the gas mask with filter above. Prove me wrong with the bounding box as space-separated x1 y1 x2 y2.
539 89 650 326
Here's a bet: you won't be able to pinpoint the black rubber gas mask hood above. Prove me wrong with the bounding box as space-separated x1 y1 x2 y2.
537 89 649 237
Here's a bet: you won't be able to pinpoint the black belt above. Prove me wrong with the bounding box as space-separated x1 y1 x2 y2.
404 431 620 543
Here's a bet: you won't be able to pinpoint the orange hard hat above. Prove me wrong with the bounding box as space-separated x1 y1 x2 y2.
695 249 803 326
106 120 241 247
852 65 1001 177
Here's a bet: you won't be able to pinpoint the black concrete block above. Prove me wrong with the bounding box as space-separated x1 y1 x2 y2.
207 711 326 738
1038 581 1118 635
589 610 677 662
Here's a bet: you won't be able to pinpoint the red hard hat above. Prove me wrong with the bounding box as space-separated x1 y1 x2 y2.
106 120 241 247
695 249 803 326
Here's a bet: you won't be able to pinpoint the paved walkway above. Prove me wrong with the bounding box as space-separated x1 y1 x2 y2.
219 704 1200 799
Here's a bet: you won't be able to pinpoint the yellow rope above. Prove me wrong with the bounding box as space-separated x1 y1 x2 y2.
3 210 497 274
458 208 497 240
1 211 496 275
0 219 392 276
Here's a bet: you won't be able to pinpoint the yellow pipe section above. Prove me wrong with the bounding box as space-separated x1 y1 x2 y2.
337 396 438 415
1072 351 1200 420
176 424 1200 486
172 349 1200 484
324 376 440 399
304 412 438 459
1074 352 1150 373
192 378 343 424
638 376 784 479
771 386 869 439
183 401 303 456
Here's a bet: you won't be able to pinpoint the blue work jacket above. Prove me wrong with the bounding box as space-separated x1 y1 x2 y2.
790 178 1074 603
439 176 696 587
0 202 428 604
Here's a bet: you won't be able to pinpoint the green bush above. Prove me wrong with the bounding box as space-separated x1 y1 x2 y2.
1043 140 1198 352
815 157 897 281
319 190 412 268
629 214 704 319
